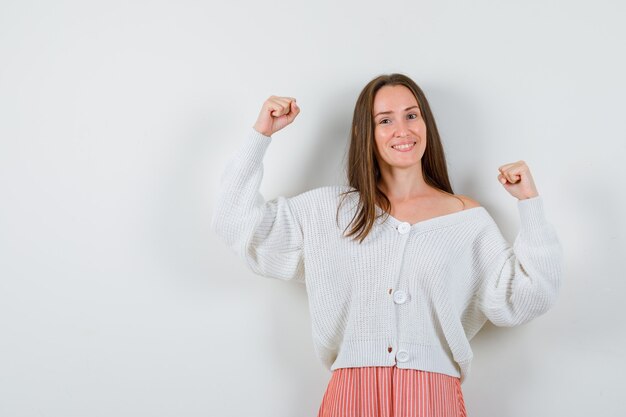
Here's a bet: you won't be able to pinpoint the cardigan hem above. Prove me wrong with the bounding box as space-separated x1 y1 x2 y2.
328 339 462 380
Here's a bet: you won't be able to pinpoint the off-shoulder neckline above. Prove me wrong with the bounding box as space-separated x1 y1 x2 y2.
339 185 491 232
376 205 488 232
335 185 490 233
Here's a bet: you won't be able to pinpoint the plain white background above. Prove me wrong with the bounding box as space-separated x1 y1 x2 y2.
1 0 624 416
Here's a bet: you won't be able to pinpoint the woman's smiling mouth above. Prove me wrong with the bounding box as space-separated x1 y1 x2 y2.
391 141 416 152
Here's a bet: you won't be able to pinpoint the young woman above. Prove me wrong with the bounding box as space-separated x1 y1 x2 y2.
211 73 564 417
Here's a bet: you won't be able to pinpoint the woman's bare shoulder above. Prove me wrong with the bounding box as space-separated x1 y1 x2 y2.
455 194 482 209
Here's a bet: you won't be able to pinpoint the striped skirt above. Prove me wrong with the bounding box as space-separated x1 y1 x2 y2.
317 366 467 417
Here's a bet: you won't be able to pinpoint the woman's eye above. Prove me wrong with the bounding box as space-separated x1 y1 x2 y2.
379 119 390 124
408 113 418 119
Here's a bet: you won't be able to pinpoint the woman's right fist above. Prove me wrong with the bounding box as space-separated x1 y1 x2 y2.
253 96 300 137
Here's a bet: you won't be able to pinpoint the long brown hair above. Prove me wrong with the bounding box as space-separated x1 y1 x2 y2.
337 73 456 244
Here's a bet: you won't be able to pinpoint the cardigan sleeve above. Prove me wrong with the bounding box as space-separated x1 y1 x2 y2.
476 195 565 327
210 128 305 283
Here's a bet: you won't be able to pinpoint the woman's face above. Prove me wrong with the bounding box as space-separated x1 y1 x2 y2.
372 85 427 171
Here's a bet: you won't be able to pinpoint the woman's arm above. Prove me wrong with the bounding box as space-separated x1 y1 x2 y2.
476 195 565 326
211 96 306 282
210 128 305 282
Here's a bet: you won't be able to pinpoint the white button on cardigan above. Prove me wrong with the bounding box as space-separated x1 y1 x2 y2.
393 290 408 304
397 222 411 234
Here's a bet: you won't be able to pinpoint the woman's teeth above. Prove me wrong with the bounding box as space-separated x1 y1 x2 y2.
392 142 416 151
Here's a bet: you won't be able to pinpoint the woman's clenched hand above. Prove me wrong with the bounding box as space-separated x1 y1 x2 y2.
253 96 300 137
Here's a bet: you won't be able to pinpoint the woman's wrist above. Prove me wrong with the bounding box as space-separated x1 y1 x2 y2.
252 124 272 137
518 192 539 200
252 125 272 137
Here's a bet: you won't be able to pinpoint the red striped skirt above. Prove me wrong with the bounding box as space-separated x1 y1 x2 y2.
317 366 467 417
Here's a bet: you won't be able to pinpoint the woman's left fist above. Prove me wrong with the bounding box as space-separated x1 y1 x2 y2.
497 160 539 200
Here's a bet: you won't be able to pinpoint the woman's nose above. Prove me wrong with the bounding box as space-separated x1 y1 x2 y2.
395 120 409 137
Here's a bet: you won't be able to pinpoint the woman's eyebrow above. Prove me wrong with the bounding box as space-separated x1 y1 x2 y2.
374 106 420 118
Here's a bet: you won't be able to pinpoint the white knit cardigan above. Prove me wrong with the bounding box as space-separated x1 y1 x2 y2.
211 128 565 384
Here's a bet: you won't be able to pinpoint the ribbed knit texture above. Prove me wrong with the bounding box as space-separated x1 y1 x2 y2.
210 128 565 385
